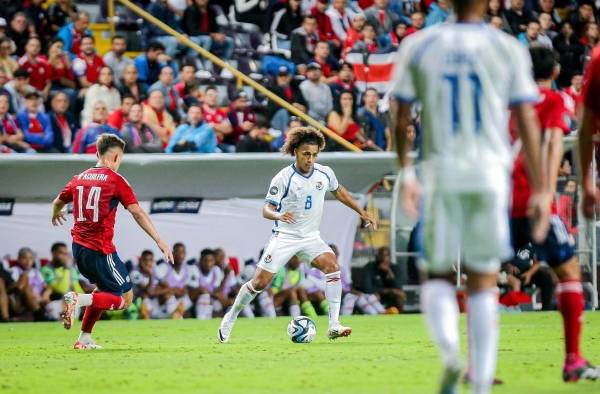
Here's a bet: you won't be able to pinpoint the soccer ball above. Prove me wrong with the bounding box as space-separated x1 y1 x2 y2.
287 316 316 343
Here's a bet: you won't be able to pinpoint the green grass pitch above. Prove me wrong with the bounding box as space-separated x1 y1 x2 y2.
0 312 599 394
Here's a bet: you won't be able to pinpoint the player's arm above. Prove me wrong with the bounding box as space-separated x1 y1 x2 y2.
544 127 564 196
393 100 421 218
331 185 377 230
127 204 174 264
579 107 598 218
51 178 74 226
513 103 550 242
262 203 296 224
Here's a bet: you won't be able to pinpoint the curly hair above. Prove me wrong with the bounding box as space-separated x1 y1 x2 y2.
281 126 326 155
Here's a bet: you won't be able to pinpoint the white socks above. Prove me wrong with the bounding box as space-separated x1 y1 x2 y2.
78 331 91 343
325 271 342 328
421 280 461 367
230 281 260 318
77 293 93 308
468 289 499 394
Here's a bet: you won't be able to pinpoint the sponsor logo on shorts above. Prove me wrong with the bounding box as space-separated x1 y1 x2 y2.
264 255 272 263
316 181 324 190
270 186 278 195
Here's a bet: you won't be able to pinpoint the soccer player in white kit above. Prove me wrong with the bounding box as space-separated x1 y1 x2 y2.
392 0 550 393
218 127 377 343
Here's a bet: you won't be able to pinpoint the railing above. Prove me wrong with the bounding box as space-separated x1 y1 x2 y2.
108 0 362 152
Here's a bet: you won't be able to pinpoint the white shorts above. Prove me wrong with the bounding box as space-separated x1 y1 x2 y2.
419 188 512 275
257 233 333 273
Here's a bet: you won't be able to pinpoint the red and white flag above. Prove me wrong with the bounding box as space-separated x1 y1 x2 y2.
346 52 396 93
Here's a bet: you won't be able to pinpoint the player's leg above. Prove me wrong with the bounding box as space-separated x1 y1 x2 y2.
309 243 351 339
307 289 329 315
543 216 599 381
365 293 385 314
341 292 358 315
0 278 9 321
195 290 213 320
297 286 318 318
287 288 301 318
462 190 511 394
418 190 464 394
257 291 276 318
218 235 296 342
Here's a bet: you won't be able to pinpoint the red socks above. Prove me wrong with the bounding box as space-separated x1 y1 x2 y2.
556 280 584 363
81 306 103 333
91 292 125 310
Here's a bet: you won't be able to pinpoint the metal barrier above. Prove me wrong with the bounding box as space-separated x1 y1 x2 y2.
108 0 361 153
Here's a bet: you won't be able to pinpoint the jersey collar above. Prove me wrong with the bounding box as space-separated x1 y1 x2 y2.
292 164 314 179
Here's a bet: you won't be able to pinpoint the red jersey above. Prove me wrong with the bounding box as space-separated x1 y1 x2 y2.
18 55 51 91
58 167 138 254
582 44 600 127
511 87 570 218
73 54 105 84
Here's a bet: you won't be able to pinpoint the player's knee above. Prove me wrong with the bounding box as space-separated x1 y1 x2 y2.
320 259 339 274
250 278 267 292
122 291 134 309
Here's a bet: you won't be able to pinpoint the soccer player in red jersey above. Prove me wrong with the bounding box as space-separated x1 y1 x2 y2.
51 134 173 349
579 44 600 219
511 47 599 382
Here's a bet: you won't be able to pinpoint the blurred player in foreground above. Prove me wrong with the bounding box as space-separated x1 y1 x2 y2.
511 46 599 382
218 127 376 343
51 134 173 349
392 0 549 392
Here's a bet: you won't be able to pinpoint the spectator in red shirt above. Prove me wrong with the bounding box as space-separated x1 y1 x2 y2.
17 91 56 153
351 22 380 54
73 35 105 94
330 62 359 102
224 90 256 152
342 13 366 59
380 21 408 51
313 41 339 84
174 64 197 98
563 74 584 116
202 85 231 143
310 0 338 47
17 37 51 99
405 12 425 36
143 89 176 146
49 91 77 153
0 94 33 153
326 90 366 150
47 37 76 92
107 94 136 131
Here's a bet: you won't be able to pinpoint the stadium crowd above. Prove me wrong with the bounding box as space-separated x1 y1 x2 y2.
0 0 596 154
0 243 405 321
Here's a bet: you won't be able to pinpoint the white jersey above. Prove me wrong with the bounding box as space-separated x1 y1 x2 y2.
390 22 538 191
265 163 339 238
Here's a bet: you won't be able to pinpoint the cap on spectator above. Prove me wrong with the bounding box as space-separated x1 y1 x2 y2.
14 68 30 79
278 66 290 76
353 13 366 20
232 90 249 100
306 62 321 71
0 18 6 28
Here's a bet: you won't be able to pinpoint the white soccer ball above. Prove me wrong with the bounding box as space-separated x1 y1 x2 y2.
287 315 317 343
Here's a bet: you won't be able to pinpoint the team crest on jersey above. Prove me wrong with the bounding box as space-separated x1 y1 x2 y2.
316 181 324 190
269 186 278 195
517 248 531 260
264 255 273 263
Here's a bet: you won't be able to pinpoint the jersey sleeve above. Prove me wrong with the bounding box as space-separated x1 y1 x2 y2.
265 171 287 207
508 43 539 106
115 175 138 208
545 94 570 134
325 166 340 192
389 38 417 103
57 176 76 203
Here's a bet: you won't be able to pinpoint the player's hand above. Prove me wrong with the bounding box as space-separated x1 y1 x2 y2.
400 180 421 219
582 185 600 219
51 209 67 226
361 211 378 230
277 212 296 224
527 191 551 244
158 240 174 264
